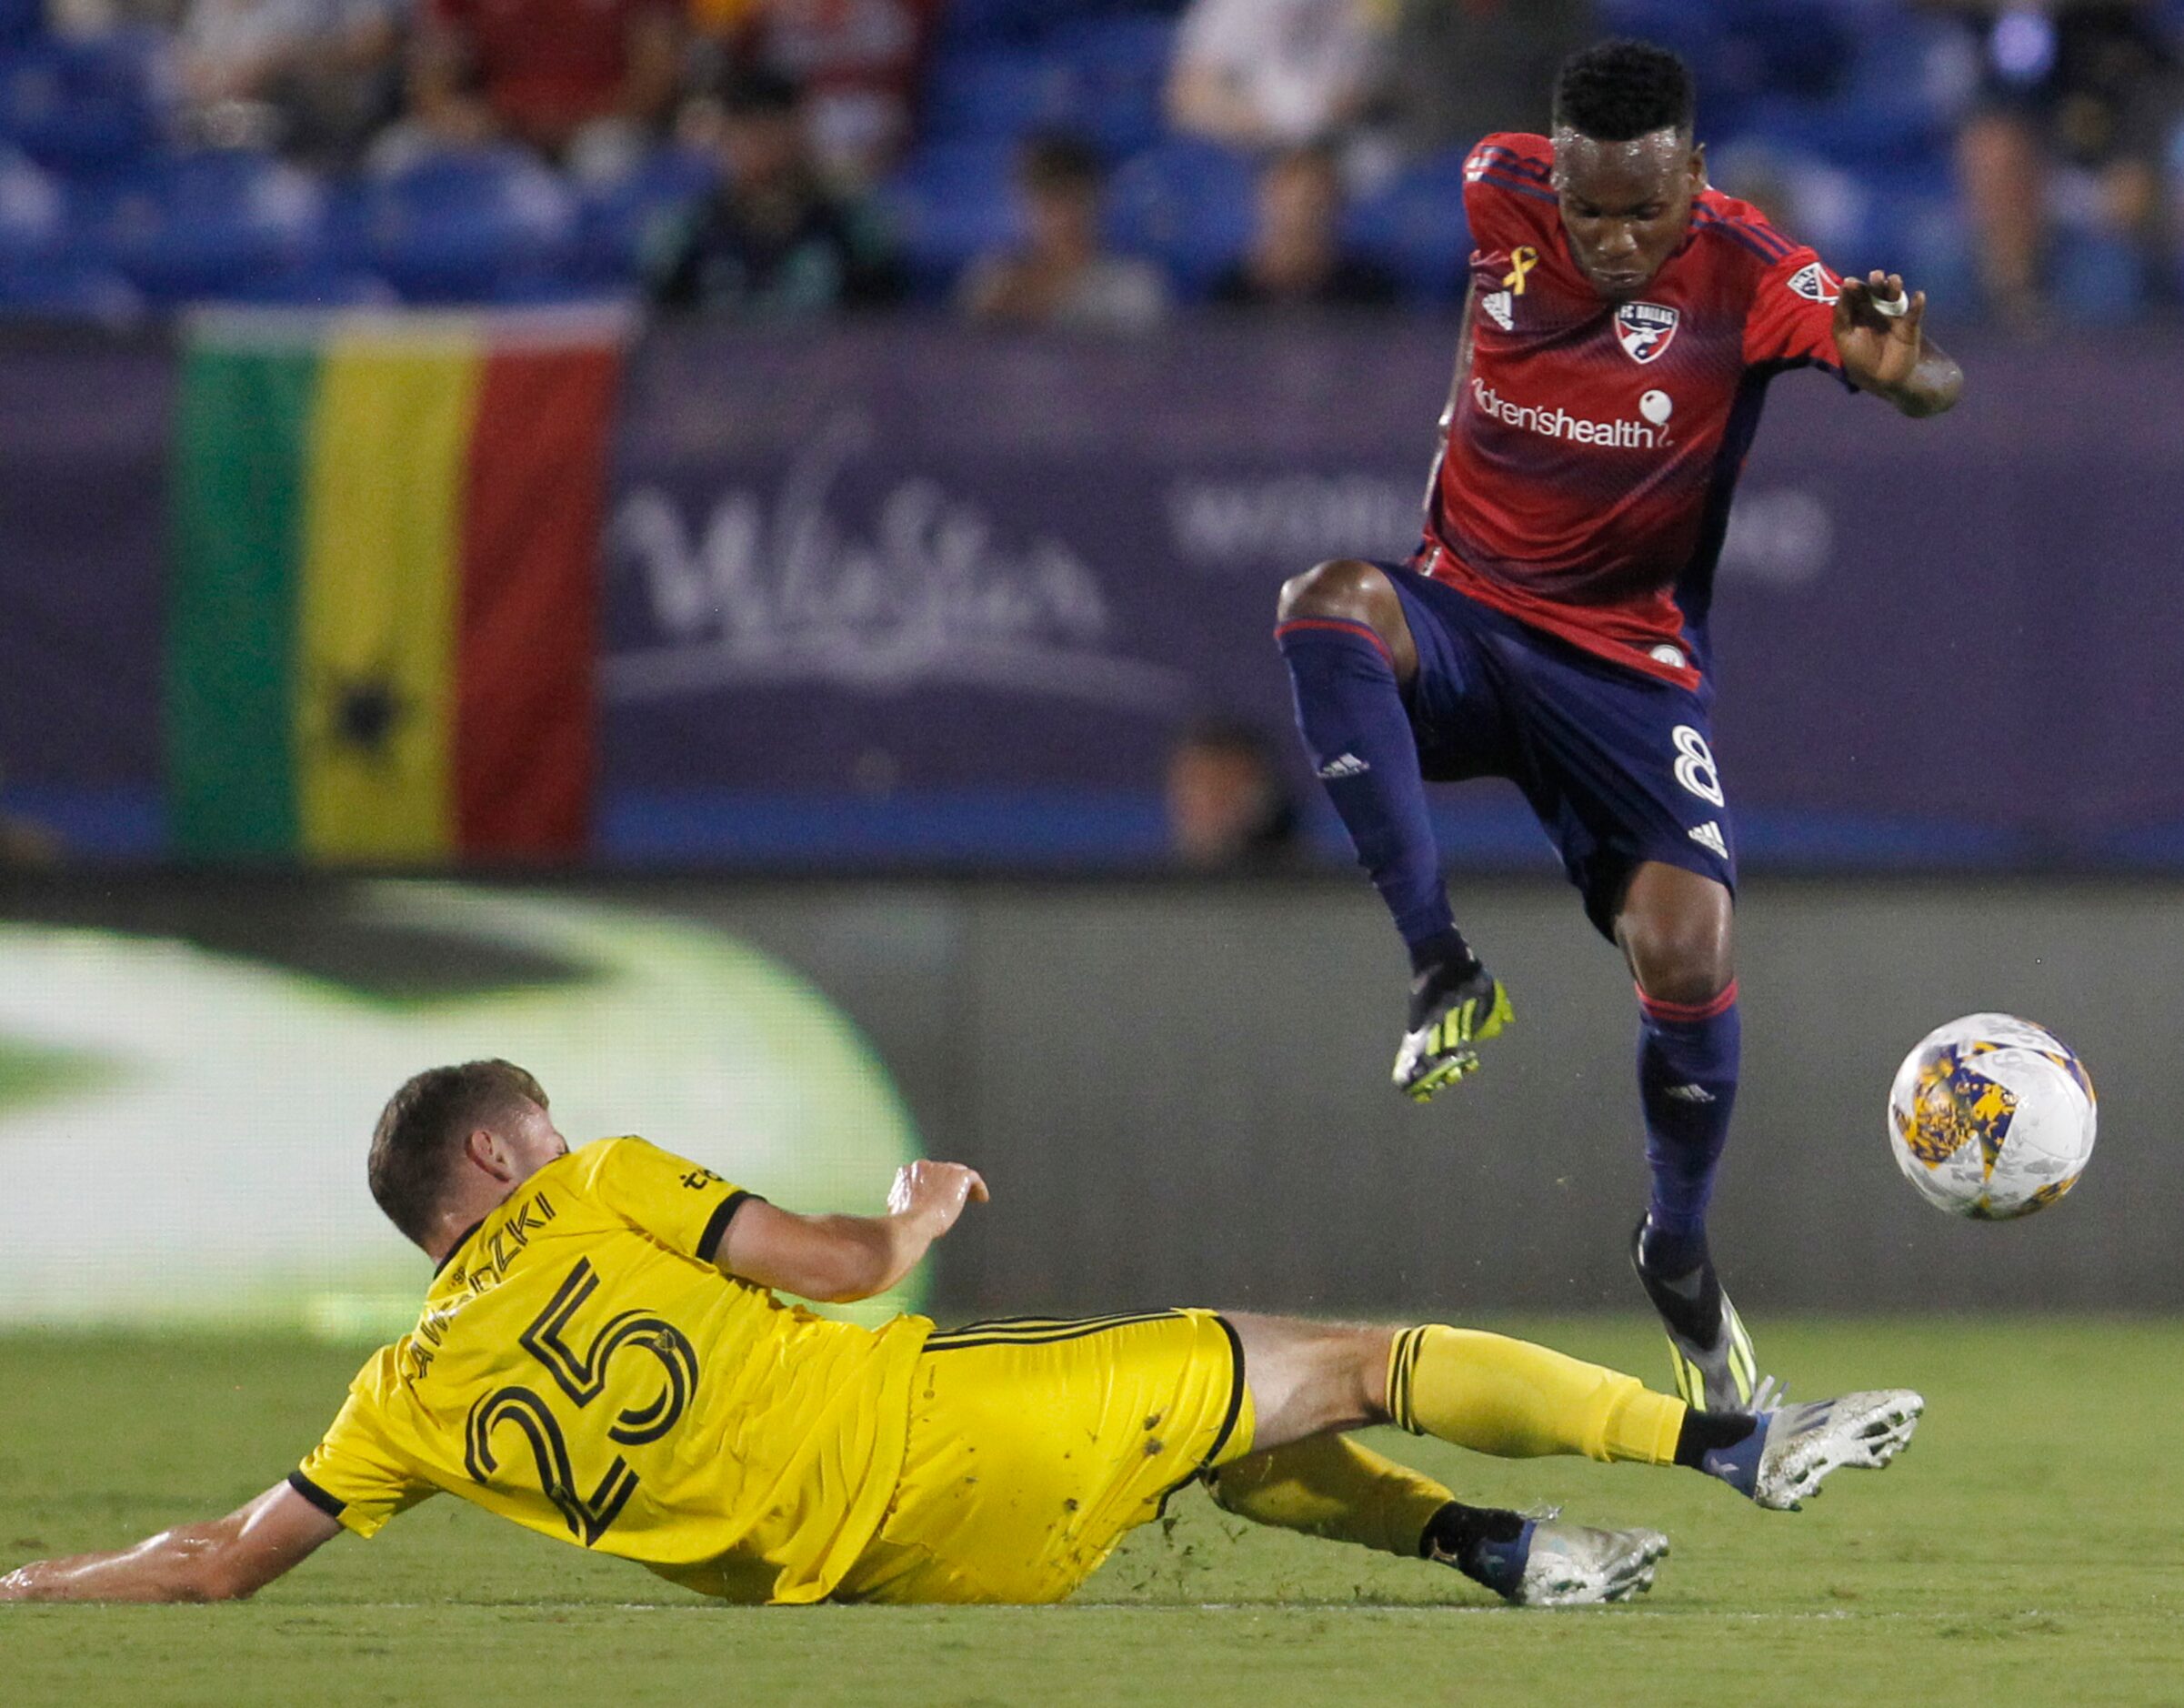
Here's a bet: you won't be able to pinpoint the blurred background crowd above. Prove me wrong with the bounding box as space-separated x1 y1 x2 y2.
0 0 2179 327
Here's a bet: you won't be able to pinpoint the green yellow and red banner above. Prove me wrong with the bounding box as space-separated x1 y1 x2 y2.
168 307 626 863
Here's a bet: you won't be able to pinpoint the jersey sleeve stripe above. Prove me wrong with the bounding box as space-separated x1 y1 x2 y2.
1693 218 1788 265
286 1470 347 1519
1475 171 1559 205
1476 149 1551 184
697 1189 759 1266
1694 211 1795 260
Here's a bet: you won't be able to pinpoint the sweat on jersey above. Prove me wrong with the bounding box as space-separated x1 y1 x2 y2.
288 1137 932 1603
1423 131 1851 688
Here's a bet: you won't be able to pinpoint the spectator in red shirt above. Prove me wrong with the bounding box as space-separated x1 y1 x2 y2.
409 0 686 171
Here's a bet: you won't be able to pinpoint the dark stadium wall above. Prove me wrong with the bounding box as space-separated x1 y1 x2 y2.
653 876 2179 1318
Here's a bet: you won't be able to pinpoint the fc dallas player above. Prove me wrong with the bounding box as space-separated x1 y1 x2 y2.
1274 40 1960 1410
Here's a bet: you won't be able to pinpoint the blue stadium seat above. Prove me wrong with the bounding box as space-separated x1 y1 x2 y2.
572 145 718 286
75 149 326 303
937 0 1102 51
922 46 1077 143
199 262 396 307
0 32 170 171
1344 149 1473 305
876 139 1020 298
1047 16 1174 158
1104 138 1255 299
0 0 42 49
345 146 577 304
0 253 142 321
0 143 61 263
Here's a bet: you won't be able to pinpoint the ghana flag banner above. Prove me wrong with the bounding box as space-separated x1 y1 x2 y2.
168 306 629 862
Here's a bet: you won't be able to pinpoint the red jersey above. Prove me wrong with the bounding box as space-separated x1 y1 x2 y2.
1422 131 1848 688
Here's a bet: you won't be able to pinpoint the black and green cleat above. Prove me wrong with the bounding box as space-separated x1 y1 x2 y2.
1393 962 1514 1102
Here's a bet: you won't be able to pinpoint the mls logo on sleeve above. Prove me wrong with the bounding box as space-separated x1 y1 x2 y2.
1614 301 1680 364
1788 261 1838 303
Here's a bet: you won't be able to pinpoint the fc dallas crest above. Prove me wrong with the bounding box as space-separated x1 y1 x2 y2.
1614 301 1679 364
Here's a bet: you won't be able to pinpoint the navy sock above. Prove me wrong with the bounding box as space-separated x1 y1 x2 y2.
1635 981 1741 1276
1277 617 1460 957
1420 1500 1531 1595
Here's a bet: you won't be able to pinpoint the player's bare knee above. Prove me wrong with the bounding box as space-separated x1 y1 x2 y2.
1625 918 1734 1008
1277 558 1390 627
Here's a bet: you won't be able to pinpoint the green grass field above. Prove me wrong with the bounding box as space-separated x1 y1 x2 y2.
5 1318 2179 1707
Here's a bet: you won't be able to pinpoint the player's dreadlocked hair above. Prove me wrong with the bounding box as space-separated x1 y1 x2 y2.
369 1059 549 1245
1553 40 1695 143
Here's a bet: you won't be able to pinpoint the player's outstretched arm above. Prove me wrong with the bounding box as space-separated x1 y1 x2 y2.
718 1160 987 1304
1832 270 1962 418
0 1481 339 1603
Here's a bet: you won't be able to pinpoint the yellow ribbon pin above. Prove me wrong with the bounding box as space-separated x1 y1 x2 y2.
1502 246 1538 296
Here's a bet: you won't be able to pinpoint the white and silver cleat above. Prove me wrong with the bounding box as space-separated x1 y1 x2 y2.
1508 1518 1671 1607
1748 1389 1924 1512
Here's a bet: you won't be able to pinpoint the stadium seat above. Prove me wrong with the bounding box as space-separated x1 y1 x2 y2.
876 139 1020 299
0 32 171 172
345 146 578 304
1104 138 1255 299
75 149 325 304
202 264 397 308
0 253 142 321
0 143 60 263
1344 149 1473 305
1047 15 1175 159
937 0 1107 51
571 145 719 287
0 0 41 49
921 46 1077 144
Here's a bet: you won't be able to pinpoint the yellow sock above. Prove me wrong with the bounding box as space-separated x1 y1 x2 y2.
1387 1326 1687 1466
1208 1434 1454 1558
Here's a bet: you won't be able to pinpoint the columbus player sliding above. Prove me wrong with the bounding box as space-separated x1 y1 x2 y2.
3 1061 1921 1610
1276 40 1962 1410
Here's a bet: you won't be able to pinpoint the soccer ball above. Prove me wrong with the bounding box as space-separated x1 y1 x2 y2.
1887 1014 2097 1220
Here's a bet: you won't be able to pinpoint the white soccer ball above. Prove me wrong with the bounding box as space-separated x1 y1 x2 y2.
1886 1014 2097 1221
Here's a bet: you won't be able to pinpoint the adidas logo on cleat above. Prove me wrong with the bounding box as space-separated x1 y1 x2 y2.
1318 753 1371 779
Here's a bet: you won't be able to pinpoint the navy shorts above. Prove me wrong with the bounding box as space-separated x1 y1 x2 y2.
1382 563 1736 940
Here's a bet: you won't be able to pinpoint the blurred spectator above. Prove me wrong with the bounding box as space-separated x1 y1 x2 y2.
648 69 901 315
1211 142 1398 308
957 133 1168 331
698 0 944 186
1934 0 2179 321
1167 0 1385 156
1166 719 1301 870
403 0 684 172
1380 0 1593 159
176 0 406 164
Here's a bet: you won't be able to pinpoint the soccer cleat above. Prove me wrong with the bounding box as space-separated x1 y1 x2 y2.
1630 1221 1772 1412
1701 1391 1925 1512
1393 962 1514 1101
1436 1511 1670 1607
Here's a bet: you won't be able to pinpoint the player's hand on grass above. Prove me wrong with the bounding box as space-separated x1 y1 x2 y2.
887 1160 989 1238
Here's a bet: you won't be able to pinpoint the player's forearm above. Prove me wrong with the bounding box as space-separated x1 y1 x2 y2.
1872 340 1962 418
0 1526 248 1603
790 1211 940 1302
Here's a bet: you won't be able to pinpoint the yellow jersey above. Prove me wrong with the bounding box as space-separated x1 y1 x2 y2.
291 1137 931 1603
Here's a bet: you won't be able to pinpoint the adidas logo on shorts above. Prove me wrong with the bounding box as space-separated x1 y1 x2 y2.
1318 753 1371 779
1688 821 1728 859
